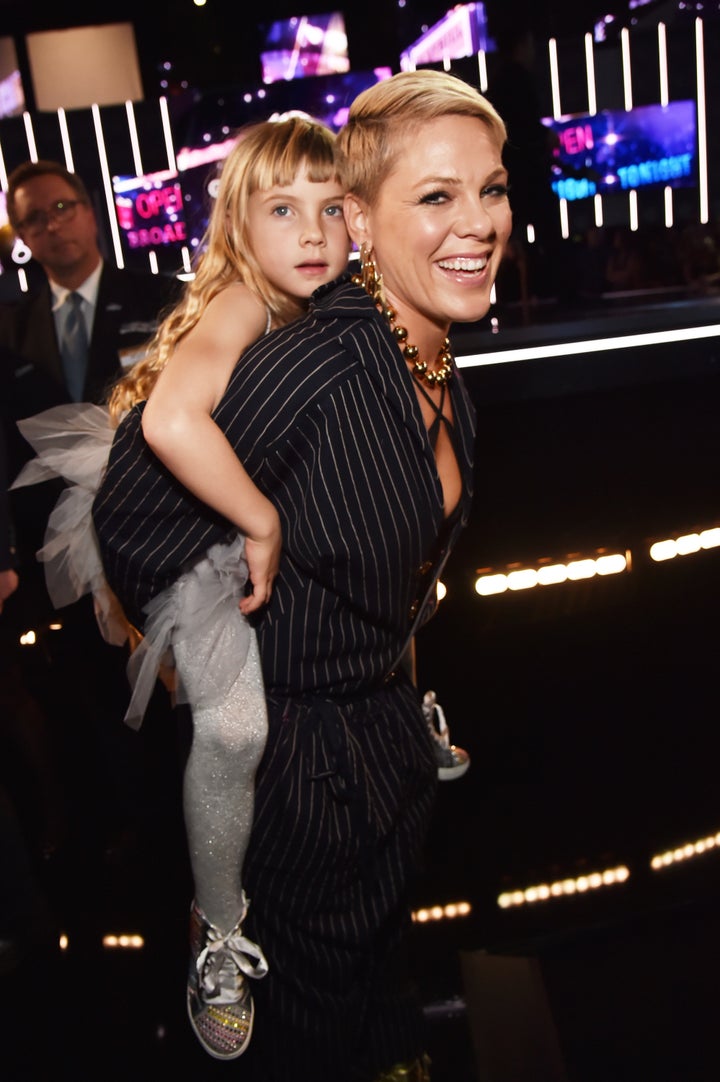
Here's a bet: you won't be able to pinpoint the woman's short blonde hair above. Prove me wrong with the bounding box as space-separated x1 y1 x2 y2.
336 69 507 205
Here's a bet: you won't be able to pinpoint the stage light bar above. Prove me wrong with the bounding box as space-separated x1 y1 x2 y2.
651 831 720 870
695 18 709 223
125 100 144 178
549 38 561 119
57 108 74 172
585 32 597 115
103 934 145 949
658 22 669 107
664 185 674 228
649 526 720 562
621 27 633 111
92 103 125 270
20 112 37 165
498 865 630 909
159 95 177 173
455 322 720 369
477 49 488 93
475 552 628 597
412 901 472 923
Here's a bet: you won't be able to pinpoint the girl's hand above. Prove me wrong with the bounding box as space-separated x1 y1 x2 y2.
241 511 282 615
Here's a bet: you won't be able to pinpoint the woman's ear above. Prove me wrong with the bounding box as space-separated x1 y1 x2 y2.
343 193 371 250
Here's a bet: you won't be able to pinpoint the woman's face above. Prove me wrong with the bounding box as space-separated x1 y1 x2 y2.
345 114 511 345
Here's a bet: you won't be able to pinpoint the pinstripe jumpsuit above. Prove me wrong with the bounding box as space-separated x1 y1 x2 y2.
93 276 476 1080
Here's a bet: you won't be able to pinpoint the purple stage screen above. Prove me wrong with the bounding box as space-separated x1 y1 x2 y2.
399 2 491 70
542 101 697 202
260 12 350 84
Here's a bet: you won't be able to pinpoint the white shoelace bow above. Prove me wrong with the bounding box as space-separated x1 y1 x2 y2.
196 927 269 1004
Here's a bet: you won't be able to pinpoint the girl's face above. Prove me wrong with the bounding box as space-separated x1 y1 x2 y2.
247 164 350 302
345 114 512 351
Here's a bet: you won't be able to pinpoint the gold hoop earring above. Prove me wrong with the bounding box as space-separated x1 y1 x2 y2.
355 242 384 302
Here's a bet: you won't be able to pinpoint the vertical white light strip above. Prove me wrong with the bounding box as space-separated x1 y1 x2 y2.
148 250 159 274
181 246 193 274
18 267 28 292
22 112 38 160
548 39 562 119
657 23 669 107
0 140 7 189
442 55 451 72
629 189 638 231
559 198 569 239
91 103 125 269
526 223 535 244
584 33 597 115
158 96 177 173
57 109 74 171
621 28 633 111
477 50 488 93
594 193 604 227
664 186 674 228
695 17 709 225
125 100 144 178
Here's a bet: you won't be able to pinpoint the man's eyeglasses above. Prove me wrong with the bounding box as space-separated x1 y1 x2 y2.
16 199 86 237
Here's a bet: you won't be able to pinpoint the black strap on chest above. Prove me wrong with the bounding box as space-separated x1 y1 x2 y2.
415 379 456 454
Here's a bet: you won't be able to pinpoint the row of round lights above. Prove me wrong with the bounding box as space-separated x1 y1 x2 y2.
498 866 630 909
474 521 720 599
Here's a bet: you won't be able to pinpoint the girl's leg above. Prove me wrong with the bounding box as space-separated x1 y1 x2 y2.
173 629 269 1061
174 632 267 933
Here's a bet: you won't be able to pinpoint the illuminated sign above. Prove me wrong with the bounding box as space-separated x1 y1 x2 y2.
113 176 188 251
542 101 697 202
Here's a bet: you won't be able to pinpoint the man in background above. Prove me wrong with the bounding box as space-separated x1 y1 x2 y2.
0 160 179 962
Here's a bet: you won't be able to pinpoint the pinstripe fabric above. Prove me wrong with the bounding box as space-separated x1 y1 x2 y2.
241 676 438 1081
92 276 477 1077
93 277 476 674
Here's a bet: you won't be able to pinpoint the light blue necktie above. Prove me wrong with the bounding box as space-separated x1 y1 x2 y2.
60 291 88 401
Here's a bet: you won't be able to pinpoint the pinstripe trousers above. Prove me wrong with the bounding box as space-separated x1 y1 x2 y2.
239 672 437 1081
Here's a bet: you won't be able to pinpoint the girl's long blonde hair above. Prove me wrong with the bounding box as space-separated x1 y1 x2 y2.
108 113 338 422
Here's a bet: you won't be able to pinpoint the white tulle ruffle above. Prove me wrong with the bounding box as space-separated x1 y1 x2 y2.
10 403 130 647
10 402 253 731
125 534 251 729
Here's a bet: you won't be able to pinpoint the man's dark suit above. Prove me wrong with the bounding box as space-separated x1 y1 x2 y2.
1 262 176 573
0 262 179 958
1 263 175 477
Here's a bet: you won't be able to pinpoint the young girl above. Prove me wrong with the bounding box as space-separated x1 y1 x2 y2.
13 114 351 1061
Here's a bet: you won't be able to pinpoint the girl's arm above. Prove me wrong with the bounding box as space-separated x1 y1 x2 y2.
141 283 280 614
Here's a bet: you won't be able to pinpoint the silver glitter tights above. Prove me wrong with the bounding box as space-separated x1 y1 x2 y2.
173 628 268 934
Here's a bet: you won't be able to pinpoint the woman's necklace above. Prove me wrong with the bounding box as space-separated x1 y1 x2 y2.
378 303 453 388
352 260 454 388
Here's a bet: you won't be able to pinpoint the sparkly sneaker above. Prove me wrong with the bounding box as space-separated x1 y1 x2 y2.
187 897 268 1060
422 690 470 781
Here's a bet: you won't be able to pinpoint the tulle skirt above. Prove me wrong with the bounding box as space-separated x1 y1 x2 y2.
11 402 253 730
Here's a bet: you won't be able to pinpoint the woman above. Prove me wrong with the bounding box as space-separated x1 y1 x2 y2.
93 69 510 1080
